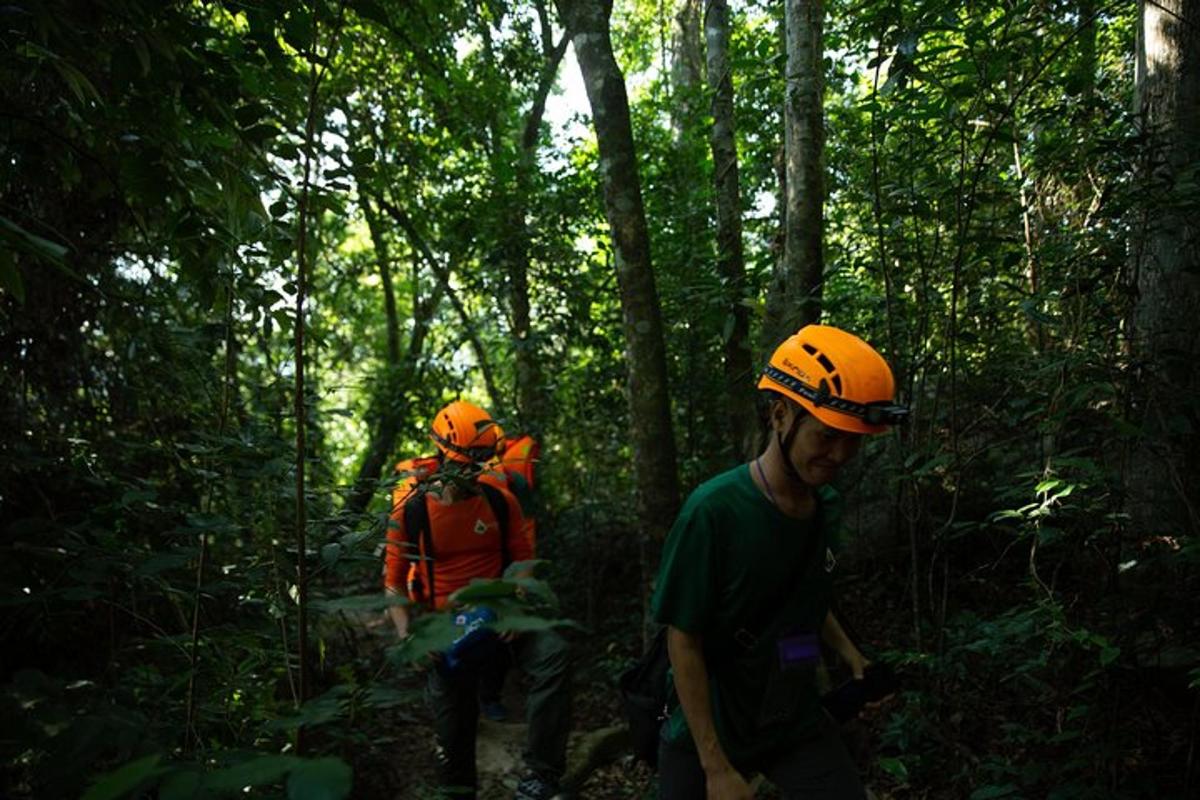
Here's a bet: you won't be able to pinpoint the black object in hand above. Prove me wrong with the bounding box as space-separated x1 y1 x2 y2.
821 663 900 723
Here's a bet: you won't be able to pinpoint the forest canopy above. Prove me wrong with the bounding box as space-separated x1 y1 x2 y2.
1 0 1197 798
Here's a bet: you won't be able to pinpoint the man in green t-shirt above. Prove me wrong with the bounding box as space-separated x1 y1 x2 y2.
652 324 908 799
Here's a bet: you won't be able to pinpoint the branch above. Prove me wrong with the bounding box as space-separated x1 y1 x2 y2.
376 197 507 411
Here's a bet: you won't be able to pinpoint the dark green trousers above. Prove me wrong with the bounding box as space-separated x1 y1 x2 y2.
656 715 865 800
427 629 571 798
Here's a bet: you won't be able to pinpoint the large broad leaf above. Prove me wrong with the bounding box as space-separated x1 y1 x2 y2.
81 754 168 800
0 215 70 267
269 688 349 731
312 593 407 613
450 578 520 603
494 614 580 634
204 754 300 791
158 769 203 800
0 248 23 303
503 559 548 579
391 613 458 664
286 757 352 800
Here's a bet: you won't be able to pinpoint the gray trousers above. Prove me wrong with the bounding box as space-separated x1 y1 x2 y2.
657 716 865 800
426 629 571 798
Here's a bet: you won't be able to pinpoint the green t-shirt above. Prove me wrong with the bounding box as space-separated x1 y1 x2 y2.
650 464 842 768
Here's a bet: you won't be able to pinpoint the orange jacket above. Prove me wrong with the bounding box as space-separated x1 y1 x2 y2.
385 458 531 610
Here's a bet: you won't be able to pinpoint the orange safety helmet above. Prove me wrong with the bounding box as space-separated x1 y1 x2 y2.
757 325 907 434
430 400 503 463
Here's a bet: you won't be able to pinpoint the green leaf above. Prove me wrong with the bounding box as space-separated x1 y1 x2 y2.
392 613 458 662
0 215 70 264
283 10 314 52
353 0 392 27
969 784 1019 800
51 57 103 105
503 559 548 579
1034 479 1062 494
234 102 270 127
82 754 168 800
0 248 24 303
312 593 406 613
494 614 578 634
877 756 908 781
270 690 348 731
205 754 300 791
286 757 352 800
451 579 520 603
159 769 202 800
243 123 284 144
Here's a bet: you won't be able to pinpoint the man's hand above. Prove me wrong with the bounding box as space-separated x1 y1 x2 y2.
704 764 754 799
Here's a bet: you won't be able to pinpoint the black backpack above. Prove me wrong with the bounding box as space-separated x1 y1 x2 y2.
618 627 670 766
402 482 511 603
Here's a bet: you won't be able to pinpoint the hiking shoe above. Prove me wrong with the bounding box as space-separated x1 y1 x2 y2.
481 699 508 722
513 773 560 800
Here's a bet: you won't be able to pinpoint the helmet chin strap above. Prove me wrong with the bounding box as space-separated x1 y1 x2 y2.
775 410 806 485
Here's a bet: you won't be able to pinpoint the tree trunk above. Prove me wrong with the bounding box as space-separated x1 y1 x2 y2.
555 0 681 539
1128 0 1200 539
669 0 705 463
778 0 825 339
671 0 703 141
343 194 409 516
1078 0 1097 101
705 0 756 458
510 15 568 434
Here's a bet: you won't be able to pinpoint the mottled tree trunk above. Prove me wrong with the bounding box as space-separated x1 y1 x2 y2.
555 0 681 539
671 0 703 140
1128 0 1200 538
511 15 568 435
705 0 755 458
778 0 825 339
1078 0 1097 100
670 0 705 462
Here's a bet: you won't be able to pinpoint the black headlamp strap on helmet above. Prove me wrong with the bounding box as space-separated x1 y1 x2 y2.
762 365 909 426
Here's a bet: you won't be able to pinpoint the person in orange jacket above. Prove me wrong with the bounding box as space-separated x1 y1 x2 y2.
384 401 568 800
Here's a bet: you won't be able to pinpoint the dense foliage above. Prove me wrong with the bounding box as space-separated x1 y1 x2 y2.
1 0 1195 798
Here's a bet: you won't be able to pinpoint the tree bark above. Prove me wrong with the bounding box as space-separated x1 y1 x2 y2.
1128 0 1200 538
1078 0 1097 101
671 0 704 141
555 0 681 539
778 0 825 339
705 0 755 458
512 11 568 434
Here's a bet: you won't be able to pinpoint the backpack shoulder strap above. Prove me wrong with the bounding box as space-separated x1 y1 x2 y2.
478 482 511 569
403 493 434 603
